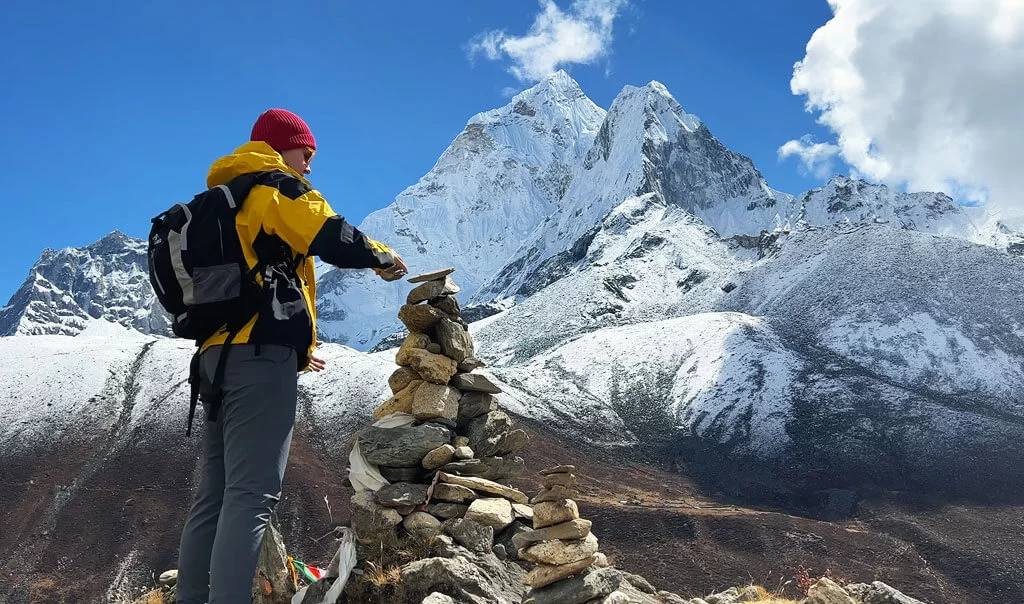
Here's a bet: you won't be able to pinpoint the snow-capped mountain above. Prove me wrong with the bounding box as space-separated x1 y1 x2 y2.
314 71 607 348
474 80 794 303
0 231 169 337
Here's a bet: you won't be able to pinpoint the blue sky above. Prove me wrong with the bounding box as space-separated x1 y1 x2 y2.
0 0 838 304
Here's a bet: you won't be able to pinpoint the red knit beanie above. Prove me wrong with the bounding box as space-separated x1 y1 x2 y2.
250 108 317 152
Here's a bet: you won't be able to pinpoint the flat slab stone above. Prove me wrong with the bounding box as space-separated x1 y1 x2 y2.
480 456 526 481
523 555 598 590
432 483 478 503
375 482 429 508
359 424 450 468
541 472 577 488
438 472 529 504
520 532 599 566
408 268 456 283
512 503 534 522
442 459 490 477
513 519 592 551
539 465 576 476
450 372 502 394
524 566 622 602
379 466 424 482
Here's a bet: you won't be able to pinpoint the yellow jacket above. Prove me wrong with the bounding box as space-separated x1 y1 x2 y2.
201 141 396 369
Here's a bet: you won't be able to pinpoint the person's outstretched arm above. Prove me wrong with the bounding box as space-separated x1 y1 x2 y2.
255 173 407 278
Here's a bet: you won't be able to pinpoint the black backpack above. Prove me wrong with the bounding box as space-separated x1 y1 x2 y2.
147 172 268 435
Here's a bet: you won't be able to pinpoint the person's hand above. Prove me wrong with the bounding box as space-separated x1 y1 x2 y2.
308 340 326 372
378 253 409 282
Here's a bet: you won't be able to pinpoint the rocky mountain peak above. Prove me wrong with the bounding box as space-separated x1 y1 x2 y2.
0 230 169 337
797 175 981 237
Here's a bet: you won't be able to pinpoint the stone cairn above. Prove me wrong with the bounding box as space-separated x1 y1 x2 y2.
348 267 622 603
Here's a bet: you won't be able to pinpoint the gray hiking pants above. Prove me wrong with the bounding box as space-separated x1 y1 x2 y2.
177 344 297 604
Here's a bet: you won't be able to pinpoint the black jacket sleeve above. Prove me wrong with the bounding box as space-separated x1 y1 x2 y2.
308 215 397 269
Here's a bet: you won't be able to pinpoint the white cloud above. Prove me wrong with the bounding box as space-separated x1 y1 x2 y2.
467 0 628 82
789 0 1024 213
778 135 840 179
501 86 520 98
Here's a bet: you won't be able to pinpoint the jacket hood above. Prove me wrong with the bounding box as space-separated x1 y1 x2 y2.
207 141 310 188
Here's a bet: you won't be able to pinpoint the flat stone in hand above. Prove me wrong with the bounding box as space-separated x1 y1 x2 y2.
408 268 456 284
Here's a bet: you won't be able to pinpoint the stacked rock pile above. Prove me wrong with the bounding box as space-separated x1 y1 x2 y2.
349 268 533 553
514 465 624 604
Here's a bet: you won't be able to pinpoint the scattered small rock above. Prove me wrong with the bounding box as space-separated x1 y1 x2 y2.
426 502 470 520
403 511 442 538
388 366 421 394
422 444 457 470
375 482 429 508
442 517 494 553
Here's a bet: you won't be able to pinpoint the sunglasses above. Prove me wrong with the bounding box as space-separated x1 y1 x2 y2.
303 147 315 162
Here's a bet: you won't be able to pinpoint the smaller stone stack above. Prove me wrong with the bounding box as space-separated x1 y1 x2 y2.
515 465 622 604
349 268 531 552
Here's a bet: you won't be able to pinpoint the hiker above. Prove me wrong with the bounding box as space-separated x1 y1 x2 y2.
175 108 407 604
